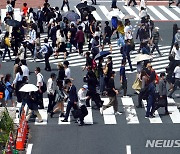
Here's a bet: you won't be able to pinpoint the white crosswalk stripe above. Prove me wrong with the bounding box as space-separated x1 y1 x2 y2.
15 96 180 125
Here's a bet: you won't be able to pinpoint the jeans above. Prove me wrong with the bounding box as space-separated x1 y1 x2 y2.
117 35 125 47
3 46 11 61
151 43 161 55
146 96 155 117
45 53 51 70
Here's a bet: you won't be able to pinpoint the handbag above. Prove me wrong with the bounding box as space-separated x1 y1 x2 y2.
156 97 166 107
132 78 142 91
71 109 82 119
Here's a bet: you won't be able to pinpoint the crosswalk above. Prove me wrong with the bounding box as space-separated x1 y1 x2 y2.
14 96 180 126
0 5 180 23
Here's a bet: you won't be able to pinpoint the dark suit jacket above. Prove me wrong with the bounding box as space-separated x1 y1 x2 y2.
68 85 78 103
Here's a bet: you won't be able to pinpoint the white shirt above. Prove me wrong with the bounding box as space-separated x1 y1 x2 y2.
174 66 180 79
124 25 133 40
173 47 180 60
47 78 56 95
36 73 43 86
13 72 23 84
29 29 36 44
21 65 29 79
65 68 71 79
78 88 87 106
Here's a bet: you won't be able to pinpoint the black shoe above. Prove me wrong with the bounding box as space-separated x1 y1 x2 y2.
165 112 171 115
79 121 84 126
50 112 54 118
60 113 65 117
61 119 68 122
136 105 143 108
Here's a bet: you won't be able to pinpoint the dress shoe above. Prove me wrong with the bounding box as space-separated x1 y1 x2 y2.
60 113 65 117
50 112 54 118
61 119 68 122
165 112 171 115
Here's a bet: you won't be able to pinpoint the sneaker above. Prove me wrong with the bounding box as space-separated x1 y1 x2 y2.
145 116 149 119
115 111 122 115
2 60 6 63
60 113 65 117
100 107 103 115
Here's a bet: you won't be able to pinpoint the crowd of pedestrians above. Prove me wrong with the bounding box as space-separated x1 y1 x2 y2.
0 0 180 125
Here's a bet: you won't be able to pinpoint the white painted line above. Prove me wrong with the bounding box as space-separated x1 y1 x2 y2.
58 103 71 124
99 5 112 20
121 97 139 124
123 6 139 20
84 100 93 124
147 6 168 20
26 144 33 154
91 11 102 21
167 97 176 104
159 6 180 20
35 109 47 125
142 100 162 123
74 6 81 16
101 98 117 124
43 98 49 109
126 145 131 154
168 106 180 123
173 7 180 15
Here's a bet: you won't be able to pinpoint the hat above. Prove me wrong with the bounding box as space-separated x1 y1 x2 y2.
83 85 88 90
154 27 159 30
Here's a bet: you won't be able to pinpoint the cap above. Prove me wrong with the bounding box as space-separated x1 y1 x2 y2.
83 85 88 90
154 27 159 30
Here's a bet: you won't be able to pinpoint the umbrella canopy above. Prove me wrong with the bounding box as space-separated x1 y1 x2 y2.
63 11 80 21
122 14 136 20
83 5 96 12
6 19 21 27
76 2 87 9
133 54 153 63
94 51 111 60
19 84 38 92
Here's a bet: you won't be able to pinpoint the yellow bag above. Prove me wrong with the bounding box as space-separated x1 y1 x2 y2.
132 78 142 91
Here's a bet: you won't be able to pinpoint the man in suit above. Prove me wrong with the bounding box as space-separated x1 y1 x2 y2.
37 6 44 33
61 79 78 122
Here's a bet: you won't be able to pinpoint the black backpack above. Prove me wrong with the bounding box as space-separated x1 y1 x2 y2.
45 44 53 56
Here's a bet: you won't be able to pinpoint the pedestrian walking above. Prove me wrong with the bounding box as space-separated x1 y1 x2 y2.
172 43 180 66
100 71 122 115
150 27 163 56
169 0 175 7
128 0 137 6
6 0 14 18
119 59 127 96
168 63 180 98
61 79 78 122
91 0 97 5
47 73 56 113
20 59 30 80
37 6 44 33
39 38 52 71
75 26 85 55
35 67 44 109
57 62 65 81
170 24 178 53
2 31 12 62
104 56 113 88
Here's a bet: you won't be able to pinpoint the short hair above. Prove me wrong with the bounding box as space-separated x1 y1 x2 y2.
44 38 48 43
78 26 83 30
105 21 109 26
107 56 112 61
36 67 41 72
110 71 115 76
51 73 56 78
160 73 165 77
63 60 69 66
65 79 71 84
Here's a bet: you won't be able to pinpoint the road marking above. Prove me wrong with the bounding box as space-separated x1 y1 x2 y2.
147 6 168 20
126 145 131 154
26 144 33 154
123 6 139 20
142 100 162 123
35 109 47 125
173 6 180 15
101 98 117 124
58 102 71 124
121 97 139 124
99 5 112 20
158 6 180 20
84 100 93 124
91 10 102 21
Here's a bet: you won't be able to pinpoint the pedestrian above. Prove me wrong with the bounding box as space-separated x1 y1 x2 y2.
22 3 28 17
13 58 20 78
69 23 77 53
34 67 44 109
111 0 117 8
57 62 65 81
47 73 56 114
37 6 44 33
145 77 156 118
104 56 113 88
88 20 96 51
10 0 16 8
100 71 122 115
61 79 78 122
151 73 171 115
98 58 105 95
119 59 127 96
18 42 27 60
6 0 14 18
172 43 180 66
169 0 175 7
122 39 133 72
91 0 97 5
150 27 163 56
102 21 112 53
128 0 137 6
78 85 89 125
27 25 36 58
50 79 66 118
170 24 178 53
64 60 73 80
174 28 180 45
12 66 23 103
83 52 93 71
111 16 118 39
75 26 85 55
61 0 70 11
140 0 146 8
4 74 15 107
176 0 180 6
26 92 43 123
168 63 180 98
2 31 12 62
91 36 100 59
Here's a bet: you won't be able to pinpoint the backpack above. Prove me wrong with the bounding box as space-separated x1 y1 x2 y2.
45 44 53 56
111 16 118 29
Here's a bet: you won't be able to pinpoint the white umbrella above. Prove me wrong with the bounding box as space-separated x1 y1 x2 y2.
19 84 38 92
133 54 153 63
